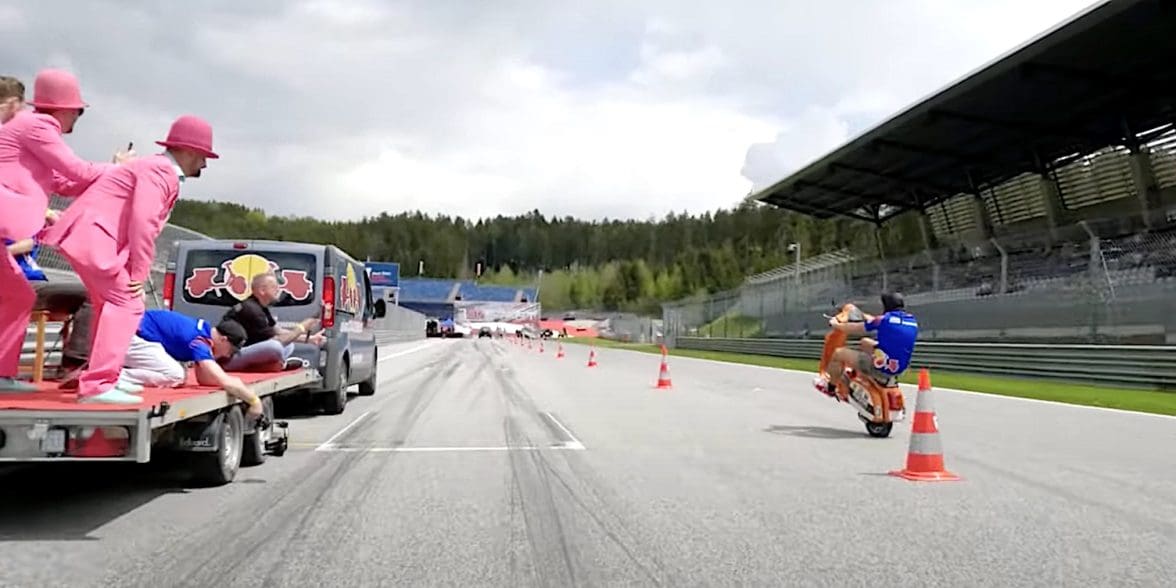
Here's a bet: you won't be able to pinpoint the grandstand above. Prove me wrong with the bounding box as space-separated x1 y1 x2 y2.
398 277 539 320
664 0 1176 345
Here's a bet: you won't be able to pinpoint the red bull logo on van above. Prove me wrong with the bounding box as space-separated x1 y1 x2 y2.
339 264 362 314
184 253 314 302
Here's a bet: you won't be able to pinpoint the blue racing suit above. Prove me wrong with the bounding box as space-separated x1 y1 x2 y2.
862 310 919 377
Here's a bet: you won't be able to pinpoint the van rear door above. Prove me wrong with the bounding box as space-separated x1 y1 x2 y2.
170 240 323 327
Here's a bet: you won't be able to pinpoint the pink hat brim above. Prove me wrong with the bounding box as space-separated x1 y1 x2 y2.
27 100 89 110
156 140 220 159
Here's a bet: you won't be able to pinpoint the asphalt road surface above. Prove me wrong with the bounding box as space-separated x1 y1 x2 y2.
2 337 1174 587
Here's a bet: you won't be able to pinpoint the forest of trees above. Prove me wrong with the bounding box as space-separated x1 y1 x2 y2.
168 197 926 314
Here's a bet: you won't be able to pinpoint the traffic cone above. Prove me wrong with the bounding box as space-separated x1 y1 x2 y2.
587 347 598 368
655 357 672 389
556 344 565 359
889 369 960 482
539 341 544 353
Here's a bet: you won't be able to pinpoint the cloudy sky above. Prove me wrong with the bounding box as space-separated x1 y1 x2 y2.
1 0 1097 222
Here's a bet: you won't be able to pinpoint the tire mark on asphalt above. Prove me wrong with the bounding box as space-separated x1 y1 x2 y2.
489 345 668 586
118 346 459 586
252 350 467 586
956 455 1176 539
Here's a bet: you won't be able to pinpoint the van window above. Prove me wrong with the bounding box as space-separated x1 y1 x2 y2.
181 249 318 308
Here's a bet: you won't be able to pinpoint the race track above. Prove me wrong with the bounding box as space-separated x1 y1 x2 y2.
1 337 1173 587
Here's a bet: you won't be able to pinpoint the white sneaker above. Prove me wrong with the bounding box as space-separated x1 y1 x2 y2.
813 375 831 395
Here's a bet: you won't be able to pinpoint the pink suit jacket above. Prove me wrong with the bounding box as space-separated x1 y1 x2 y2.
40 154 181 283
0 110 113 240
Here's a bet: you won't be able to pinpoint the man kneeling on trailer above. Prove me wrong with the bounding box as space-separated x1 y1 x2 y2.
119 309 264 419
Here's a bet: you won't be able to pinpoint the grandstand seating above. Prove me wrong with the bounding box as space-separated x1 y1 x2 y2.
456 283 518 302
399 278 459 302
399 278 539 304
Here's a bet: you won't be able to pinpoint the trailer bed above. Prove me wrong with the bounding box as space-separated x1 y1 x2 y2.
0 369 319 463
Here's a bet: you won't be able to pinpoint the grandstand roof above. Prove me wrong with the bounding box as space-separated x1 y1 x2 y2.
755 0 1176 224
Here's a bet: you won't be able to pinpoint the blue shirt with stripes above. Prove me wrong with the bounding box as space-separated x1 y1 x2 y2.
864 310 919 375
136 309 215 362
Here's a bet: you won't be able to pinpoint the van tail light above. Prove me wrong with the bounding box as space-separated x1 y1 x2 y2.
322 275 336 328
162 271 176 310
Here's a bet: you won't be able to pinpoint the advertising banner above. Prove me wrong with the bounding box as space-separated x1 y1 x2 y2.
455 301 541 323
366 262 400 287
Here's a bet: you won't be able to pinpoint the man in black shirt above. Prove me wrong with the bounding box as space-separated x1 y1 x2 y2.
220 272 325 372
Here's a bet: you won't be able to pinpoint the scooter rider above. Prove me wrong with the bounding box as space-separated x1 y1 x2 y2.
816 292 918 400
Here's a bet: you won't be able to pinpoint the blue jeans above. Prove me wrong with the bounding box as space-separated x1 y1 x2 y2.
221 339 293 372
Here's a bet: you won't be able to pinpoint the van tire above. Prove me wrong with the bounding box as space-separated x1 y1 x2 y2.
357 349 377 396
241 396 274 467
191 407 244 486
322 360 349 415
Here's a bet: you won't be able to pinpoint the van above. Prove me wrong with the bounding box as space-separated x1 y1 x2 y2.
162 239 386 415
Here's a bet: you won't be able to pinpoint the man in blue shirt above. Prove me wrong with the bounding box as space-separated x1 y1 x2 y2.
817 292 919 400
111 309 264 418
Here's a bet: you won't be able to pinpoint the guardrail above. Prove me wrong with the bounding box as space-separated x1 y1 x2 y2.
675 337 1176 389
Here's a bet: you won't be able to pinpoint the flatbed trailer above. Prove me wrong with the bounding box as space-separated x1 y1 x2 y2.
0 369 320 486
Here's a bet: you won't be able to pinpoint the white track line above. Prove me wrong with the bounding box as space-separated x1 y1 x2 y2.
316 445 585 453
637 348 1176 421
542 412 586 450
378 341 436 363
315 410 373 451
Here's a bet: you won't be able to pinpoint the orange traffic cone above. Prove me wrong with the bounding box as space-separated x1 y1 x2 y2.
655 357 672 389
890 369 960 482
539 341 544 353
556 344 565 359
587 347 598 368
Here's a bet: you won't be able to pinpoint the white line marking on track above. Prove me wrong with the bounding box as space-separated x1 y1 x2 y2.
379 341 436 363
315 410 373 451
315 445 585 453
542 412 586 450
640 349 1176 420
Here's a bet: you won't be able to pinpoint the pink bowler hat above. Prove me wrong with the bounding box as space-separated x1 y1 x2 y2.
156 114 219 159
27 69 88 110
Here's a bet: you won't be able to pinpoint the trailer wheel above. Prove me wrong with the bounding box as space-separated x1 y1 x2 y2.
191 407 244 486
241 396 275 467
357 348 377 397
321 360 349 415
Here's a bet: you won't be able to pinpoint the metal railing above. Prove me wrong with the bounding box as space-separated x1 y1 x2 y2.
675 337 1176 389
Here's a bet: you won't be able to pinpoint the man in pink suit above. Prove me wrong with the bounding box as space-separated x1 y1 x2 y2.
0 69 131 393
41 115 218 404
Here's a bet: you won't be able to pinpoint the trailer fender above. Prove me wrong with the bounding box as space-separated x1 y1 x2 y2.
170 412 224 453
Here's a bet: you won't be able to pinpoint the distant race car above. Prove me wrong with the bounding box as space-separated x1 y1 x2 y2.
478 326 492 338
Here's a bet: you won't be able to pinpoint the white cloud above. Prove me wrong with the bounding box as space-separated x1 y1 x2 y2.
0 0 1097 222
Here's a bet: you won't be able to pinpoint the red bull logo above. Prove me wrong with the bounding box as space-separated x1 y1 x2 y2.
184 253 314 302
338 264 362 313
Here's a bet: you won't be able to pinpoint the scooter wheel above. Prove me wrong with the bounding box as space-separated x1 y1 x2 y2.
864 420 893 438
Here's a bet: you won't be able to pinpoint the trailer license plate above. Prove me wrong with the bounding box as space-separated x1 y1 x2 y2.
41 429 66 454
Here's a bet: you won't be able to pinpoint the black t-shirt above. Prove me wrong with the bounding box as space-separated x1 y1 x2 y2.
222 296 277 347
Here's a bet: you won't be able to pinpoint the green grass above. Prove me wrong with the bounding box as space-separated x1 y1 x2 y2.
561 337 1176 416
698 315 763 338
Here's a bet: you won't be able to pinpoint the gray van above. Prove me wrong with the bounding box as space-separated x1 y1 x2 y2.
163 239 385 415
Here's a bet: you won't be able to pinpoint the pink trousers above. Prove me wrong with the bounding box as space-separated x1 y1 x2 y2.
54 228 144 398
0 255 35 378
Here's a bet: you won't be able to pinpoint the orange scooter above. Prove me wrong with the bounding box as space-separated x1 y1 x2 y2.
817 302 906 438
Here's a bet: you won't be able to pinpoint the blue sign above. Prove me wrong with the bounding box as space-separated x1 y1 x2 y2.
366 262 400 287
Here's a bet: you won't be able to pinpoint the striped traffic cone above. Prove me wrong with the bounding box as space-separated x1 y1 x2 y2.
889 369 960 482
556 344 565 359
655 358 672 389
587 347 598 368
